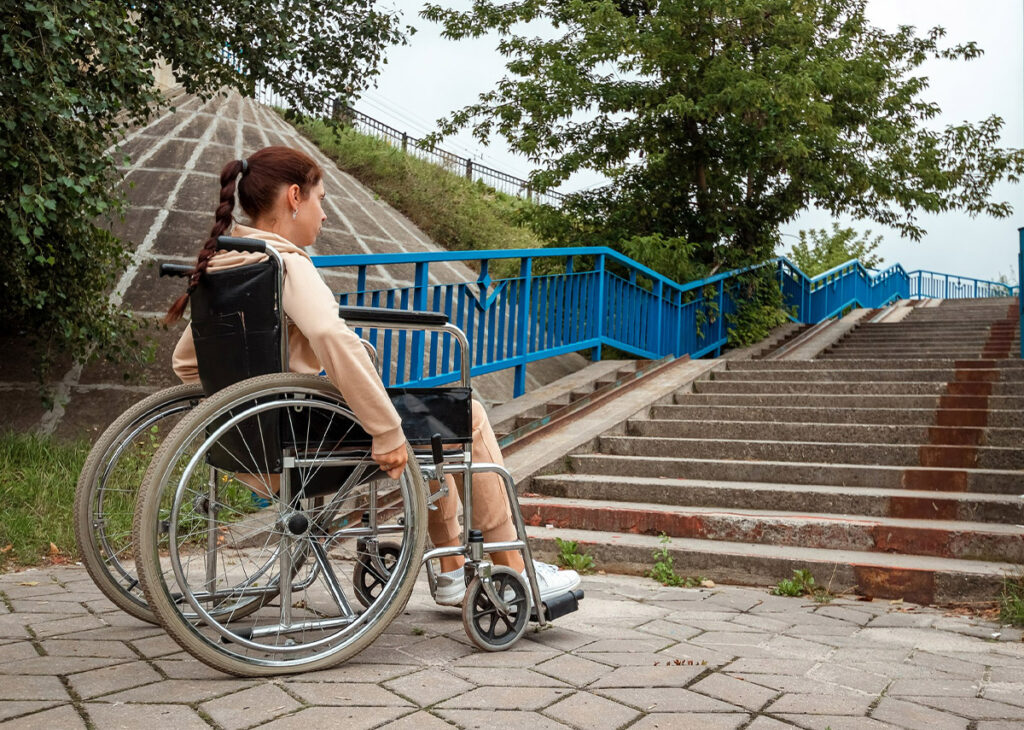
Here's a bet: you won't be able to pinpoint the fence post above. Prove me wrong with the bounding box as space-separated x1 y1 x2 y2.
1018 227 1023 359
592 254 606 362
466 159 473 180
514 256 533 397
410 262 429 382
944 274 949 299
715 279 724 356
654 280 664 356
401 132 407 152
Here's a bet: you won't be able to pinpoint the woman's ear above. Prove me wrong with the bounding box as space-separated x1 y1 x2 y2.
287 183 302 212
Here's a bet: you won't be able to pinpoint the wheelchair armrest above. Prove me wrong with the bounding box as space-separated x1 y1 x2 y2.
338 306 449 327
160 264 193 278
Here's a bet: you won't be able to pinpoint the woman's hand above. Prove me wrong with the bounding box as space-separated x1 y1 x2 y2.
373 444 408 479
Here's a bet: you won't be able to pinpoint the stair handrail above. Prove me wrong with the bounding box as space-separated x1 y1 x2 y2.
313 246 1019 395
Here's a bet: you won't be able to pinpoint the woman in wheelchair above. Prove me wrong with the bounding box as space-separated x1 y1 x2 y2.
165 145 580 608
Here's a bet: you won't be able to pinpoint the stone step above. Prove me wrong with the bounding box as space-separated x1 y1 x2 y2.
528 473 1024 524
656 403 1024 428
694 380 1024 396
822 347 1011 355
627 418 1024 447
836 335 1019 345
676 391 1024 410
568 453 1024 493
520 496 1024 562
713 368 1024 382
598 435 1024 470
727 358 1024 370
526 526 1016 603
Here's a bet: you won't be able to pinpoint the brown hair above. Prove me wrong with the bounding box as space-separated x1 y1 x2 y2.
164 146 323 323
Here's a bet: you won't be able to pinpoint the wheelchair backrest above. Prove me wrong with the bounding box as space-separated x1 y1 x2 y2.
190 258 284 396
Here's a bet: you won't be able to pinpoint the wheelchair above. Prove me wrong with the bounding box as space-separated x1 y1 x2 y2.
126 236 582 676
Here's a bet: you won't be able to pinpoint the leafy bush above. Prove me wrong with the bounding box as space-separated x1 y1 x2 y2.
1 0 405 390
787 224 884 276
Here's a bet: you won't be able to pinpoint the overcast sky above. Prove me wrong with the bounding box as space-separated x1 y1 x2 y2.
364 0 1024 282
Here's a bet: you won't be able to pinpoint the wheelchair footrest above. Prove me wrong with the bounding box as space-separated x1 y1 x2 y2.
531 588 584 623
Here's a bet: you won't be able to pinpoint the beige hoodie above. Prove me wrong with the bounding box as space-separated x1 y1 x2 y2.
171 225 405 455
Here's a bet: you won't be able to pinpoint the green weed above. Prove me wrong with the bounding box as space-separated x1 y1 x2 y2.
772 568 834 603
555 537 595 574
998 573 1024 627
647 533 706 588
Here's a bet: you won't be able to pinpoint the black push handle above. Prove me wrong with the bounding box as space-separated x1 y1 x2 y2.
159 263 193 278
216 236 267 254
430 433 445 466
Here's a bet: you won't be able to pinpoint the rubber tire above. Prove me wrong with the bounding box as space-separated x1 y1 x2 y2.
353 542 402 609
133 373 427 676
74 384 204 623
462 566 531 651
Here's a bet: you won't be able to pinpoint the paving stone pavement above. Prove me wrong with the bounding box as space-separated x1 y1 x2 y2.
2 567 1024 729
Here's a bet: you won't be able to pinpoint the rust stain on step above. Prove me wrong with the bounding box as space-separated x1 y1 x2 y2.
918 446 978 468
853 565 935 604
871 525 951 557
886 497 959 521
900 469 968 492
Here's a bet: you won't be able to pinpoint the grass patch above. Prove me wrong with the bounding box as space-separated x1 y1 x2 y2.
647 533 707 588
999 573 1024 627
555 537 595 574
0 431 88 569
772 568 835 603
295 116 547 280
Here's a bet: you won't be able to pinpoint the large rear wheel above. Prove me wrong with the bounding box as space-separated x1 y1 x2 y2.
133 373 427 676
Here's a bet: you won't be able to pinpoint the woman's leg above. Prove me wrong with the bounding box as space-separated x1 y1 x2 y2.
425 400 525 573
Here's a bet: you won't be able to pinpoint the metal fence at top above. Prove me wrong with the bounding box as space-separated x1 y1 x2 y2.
338 106 566 208
246 76 566 208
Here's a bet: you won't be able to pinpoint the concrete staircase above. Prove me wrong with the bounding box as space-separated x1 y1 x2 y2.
521 298 1023 604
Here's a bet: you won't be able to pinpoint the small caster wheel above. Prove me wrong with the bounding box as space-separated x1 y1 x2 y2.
353 542 401 608
462 566 531 651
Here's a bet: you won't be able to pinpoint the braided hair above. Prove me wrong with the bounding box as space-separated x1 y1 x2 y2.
164 146 322 323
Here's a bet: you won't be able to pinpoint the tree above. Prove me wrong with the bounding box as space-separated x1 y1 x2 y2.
787 224 883 277
424 0 1024 274
1 0 406 388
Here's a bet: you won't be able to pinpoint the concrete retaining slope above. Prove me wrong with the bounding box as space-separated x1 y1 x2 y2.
1 91 582 440
522 297 1023 604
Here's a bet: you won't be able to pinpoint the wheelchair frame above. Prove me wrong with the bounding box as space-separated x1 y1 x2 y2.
107 236 579 676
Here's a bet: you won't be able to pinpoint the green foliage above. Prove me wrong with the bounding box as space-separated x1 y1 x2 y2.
424 0 1024 272
0 432 87 567
772 568 833 603
787 224 884 277
1 0 406 387
555 537 596 574
999 573 1024 627
647 533 706 587
297 117 545 280
725 268 790 348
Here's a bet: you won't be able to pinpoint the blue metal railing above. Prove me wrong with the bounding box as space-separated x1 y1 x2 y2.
313 247 1020 396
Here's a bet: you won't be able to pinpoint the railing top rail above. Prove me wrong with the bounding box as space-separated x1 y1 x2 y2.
904 269 1015 288
314 248 916 300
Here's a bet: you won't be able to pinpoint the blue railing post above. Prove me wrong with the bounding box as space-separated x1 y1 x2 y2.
592 254 606 362
1018 227 1023 359
715 279 724 356
654 280 664 355
945 274 949 299
409 262 429 382
513 256 533 397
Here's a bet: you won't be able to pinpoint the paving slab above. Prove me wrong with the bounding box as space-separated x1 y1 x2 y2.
0 567 1023 728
